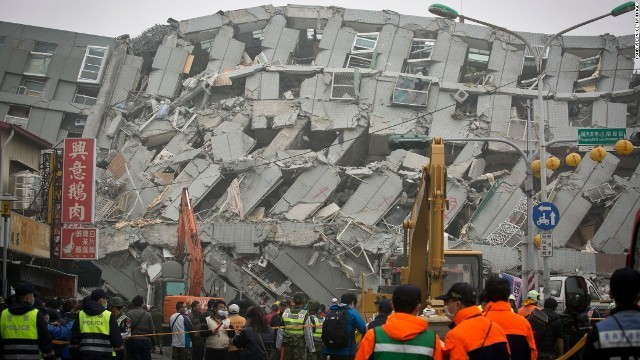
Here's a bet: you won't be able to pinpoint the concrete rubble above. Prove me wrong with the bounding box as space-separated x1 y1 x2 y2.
86 5 637 303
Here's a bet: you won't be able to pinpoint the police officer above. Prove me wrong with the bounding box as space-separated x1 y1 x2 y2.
0 282 55 359
582 267 640 360
70 289 124 360
109 297 131 338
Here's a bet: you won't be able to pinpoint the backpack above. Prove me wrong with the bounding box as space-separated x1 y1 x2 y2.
321 309 349 349
527 307 549 339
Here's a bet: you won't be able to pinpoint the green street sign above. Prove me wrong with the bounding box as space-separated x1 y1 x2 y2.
577 128 627 146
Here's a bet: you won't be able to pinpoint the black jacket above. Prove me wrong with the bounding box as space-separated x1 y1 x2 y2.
70 297 124 360
0 299 55 359
366 313 389 331
232 325 275 360
536 308 563 355
582 306 640 360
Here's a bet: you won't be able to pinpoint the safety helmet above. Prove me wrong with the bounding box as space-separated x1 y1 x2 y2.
110 296 125 307
526 290 540 300
508 294 516 301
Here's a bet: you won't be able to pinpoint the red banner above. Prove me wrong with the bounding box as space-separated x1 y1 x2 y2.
60 228 99 260
62 138 96 223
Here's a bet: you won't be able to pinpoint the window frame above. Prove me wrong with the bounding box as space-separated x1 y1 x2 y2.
77 45 109 84
392 75 430 107
4 104 31 128
18 77 46 97
73 85 100 106
330 72 357 100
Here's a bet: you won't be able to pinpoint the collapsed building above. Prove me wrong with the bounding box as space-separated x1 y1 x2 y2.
1 4 639 304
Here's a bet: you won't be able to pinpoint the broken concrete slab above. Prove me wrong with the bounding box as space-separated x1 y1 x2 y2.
271 165 340 219
340 171 403 226
211 132 256 161
217 165 283 218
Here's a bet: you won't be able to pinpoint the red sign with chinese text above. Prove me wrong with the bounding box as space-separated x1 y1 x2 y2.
62 138 96 224
60 228 99 260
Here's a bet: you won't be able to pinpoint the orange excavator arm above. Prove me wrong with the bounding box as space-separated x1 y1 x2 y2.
177 187 204 296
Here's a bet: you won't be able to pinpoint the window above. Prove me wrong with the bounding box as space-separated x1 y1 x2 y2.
4 105 31 128
346 33 379 68
78 46 109 84
506 98 539 142
461 48 490 84
18 77 45 97
200 39 214 52
392 75 430 107
306 29 322 41
330 72 357 100
74 86 99 105
568 101 593 127
574 53 602 92
519 46 548 89
404 39 435 76
24 41 57 77
252 29 265 44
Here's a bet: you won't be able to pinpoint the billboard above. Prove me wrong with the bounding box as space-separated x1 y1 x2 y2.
9 213 50 258
61 138 96 224
60 228 99 260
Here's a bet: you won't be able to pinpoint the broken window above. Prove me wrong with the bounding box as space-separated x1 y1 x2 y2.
18 77 45 97
330 72 358 100
519 46 548 89
452 93 478 119
78 46 109 84
392 75 430 107
306 29 322 41
24 42 58 77
568 100 593 127
253 29 265 44
506 98 539 142
4 104 31 128
461 48 490 84
404 38 435 76
200 39 214 53
584 183 615 203
292 29 322 65
574 53 602 92
346 32 379 68
74 85 99 106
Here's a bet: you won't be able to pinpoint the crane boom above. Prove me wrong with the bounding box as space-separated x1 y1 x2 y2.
177 187 204 296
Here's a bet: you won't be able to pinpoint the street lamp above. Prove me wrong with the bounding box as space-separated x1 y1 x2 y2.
1 193 16 299
429 3 539 293
429 2 635 296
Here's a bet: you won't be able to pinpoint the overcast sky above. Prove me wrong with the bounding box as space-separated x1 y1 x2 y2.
1 0 636 38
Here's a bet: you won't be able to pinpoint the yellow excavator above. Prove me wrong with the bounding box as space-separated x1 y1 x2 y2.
360 135 482 336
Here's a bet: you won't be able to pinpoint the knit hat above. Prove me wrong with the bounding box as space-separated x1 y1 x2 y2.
91 289 108 301
14 282 35 297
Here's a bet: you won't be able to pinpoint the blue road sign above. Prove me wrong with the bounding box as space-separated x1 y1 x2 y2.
533 202 560 231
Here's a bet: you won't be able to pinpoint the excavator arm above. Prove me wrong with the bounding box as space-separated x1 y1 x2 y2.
177 187 204 296
396 136 448 305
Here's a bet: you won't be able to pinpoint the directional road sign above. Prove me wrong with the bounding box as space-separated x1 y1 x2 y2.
578 128 627 151
533 202 560 231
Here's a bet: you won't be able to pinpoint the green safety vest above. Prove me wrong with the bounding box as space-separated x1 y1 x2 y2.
78 310 115 356
282 308 308 336
0 308 41 359
373 326 435 360
310 315 323 342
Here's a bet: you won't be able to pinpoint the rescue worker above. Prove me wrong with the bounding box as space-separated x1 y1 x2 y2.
437 282 510 359
306 300 324 360
509 294 518 313
0 282 56 359
582 267 640 360
70 288 125 359
280 292 314 360
482 276 537 360
355 284 443 360
518 290 541 317
109 296 131 338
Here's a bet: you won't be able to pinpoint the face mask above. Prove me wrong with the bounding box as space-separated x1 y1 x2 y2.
103 301 108 310
217 310 227 318
28 298 35 306
444 301 458 320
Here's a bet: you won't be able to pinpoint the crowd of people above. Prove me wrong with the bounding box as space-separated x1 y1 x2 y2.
0 266 638 359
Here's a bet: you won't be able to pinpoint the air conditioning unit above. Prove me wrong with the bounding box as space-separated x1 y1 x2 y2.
453 89 469 103
75 118 87 127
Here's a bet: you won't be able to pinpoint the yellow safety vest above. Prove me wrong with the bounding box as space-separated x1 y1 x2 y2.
78 310 115 356
282 308 308 336
0 308 41 359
